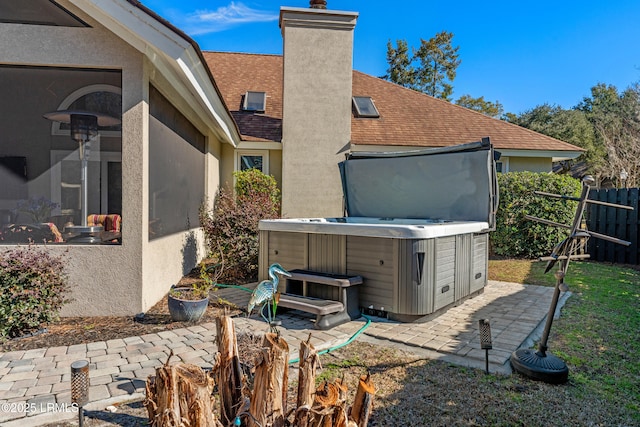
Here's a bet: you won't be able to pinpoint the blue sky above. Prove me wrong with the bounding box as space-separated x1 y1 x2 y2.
142 0 640 115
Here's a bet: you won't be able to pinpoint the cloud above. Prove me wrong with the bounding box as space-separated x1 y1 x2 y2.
182 2 278 35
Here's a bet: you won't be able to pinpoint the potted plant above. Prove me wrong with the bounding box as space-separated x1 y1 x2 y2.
167 254 223 322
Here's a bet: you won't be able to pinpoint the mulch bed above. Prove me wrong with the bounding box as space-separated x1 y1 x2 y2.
0 270 243 353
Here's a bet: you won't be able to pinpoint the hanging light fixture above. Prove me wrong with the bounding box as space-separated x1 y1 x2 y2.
44 110 120 242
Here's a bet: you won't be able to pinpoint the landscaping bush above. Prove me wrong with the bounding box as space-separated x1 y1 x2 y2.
0 246 70 338
492 172 581 258
200 169 281 283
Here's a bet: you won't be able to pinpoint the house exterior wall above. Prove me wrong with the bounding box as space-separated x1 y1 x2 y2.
508 156 551 173
220 143 236 189
0 13 145 316
279 8 358 218
0 6 225 316
140 62 229 312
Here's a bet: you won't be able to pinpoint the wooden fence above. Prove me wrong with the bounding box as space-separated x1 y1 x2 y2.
586 188 640 264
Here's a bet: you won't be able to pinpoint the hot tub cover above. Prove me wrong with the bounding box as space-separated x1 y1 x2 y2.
339 138 499 229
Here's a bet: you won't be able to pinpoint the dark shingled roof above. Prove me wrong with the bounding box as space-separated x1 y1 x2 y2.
204 51 283 142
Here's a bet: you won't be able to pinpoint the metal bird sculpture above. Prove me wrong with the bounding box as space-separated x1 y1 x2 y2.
247 263 291 325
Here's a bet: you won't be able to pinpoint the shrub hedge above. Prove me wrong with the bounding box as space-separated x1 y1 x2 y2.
200 169 281 283
0 246 69 338
492 172 581 259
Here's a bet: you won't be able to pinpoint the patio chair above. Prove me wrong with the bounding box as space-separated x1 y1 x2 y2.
87 214 121 232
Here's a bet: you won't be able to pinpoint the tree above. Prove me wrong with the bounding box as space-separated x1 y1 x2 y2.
383 31 461 100
455 94 504 118
414 31 461 100
578 83 640 187
383 39 414 88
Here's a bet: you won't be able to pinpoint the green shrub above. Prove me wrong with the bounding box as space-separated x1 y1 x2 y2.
234 168 281 211
0 246 70 338
200 169 281 283
492 172 581 259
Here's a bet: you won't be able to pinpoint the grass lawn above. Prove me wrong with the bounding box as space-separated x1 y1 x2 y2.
42 258 638 426
490 259 640 421
323 259 639 426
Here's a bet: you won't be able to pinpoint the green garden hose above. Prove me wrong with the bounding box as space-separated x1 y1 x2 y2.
213 282 373 364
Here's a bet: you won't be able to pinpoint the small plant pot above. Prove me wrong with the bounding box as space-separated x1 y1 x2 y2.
167 288 209 322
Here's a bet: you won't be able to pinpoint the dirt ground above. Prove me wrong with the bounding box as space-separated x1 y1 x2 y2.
0 267 243 353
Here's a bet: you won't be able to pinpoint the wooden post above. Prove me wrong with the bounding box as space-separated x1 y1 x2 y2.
349 372 375 427
249 332 290 427
144 354 220 426
216 315 244 426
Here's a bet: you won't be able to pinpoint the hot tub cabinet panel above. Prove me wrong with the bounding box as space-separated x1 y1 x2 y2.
259 230 308 273
346 236 395 311
259 228 489 320
259 140 498 321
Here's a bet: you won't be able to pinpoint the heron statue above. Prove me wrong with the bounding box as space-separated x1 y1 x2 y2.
247 263 291 326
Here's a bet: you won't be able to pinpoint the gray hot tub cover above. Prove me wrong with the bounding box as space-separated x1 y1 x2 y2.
339 137 500 229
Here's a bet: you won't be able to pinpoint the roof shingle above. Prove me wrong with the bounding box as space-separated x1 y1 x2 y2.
203 51 582 152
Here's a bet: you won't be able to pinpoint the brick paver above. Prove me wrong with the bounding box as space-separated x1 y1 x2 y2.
0 280 561 427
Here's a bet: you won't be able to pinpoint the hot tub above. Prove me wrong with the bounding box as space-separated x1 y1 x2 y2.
259 139 499 321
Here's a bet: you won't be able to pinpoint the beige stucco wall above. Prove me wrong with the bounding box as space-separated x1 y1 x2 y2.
219 145 283 192
220 143 236 190
269 149 283 192
140 63 225 312
0 5 226 316
0 10 145 316
280 8 357 218
508 156 552 173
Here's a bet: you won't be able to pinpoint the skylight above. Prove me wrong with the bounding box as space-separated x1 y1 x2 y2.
243 91 266 112
352 96 380 118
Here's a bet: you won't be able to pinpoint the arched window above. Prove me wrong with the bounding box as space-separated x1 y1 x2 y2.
51 84 122 136
48 84 122 237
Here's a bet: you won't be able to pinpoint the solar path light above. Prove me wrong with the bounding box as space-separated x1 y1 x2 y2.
478 319 492 374
71 359 90 427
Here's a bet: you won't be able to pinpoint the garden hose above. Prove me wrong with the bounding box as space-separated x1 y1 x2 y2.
288 313 371 365
212 282 373 364
214 282 255 293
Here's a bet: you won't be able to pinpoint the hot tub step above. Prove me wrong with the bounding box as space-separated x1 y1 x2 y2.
278 294 350 330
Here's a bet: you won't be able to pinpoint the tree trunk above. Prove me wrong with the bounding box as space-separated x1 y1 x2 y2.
216 315 244 425
248 332 290 427
349 373 375 427
293 335 319 427
145 354 220 426
297 334 318 409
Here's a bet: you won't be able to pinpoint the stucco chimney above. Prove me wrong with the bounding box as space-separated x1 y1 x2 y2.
279 6 358 217
310 0 327 9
